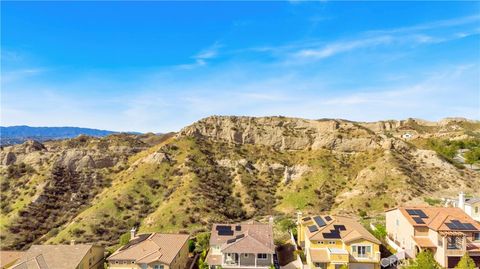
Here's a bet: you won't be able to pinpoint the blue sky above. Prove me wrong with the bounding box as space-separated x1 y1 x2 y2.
2 1 479 132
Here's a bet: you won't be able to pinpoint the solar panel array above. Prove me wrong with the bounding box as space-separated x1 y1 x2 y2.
313 216 326 227
302 217 312 221
323 230 341 239
235 225 242 231
216 225 234 236
322 223 346 239
406 209 428 219
446 220 478 231
413 217 425 224
324 216 332 221
308 225 318 232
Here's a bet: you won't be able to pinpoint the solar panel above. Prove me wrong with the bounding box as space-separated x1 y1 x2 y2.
216 225 231 231
236 234 245 239
302 217 312 221
413 217 425 224
217 225 234 236
324 216 332 221
406 209 417 215
218 230 234 236
415 210 428 218
334 225 346 231
308 225 318 232
323 231 341 239
462 223 477 231
226 238 236 244
235 225 242 231
313 216 326 227
446 223 456 230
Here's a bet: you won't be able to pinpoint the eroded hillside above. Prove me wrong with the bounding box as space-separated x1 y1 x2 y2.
1 116 479 250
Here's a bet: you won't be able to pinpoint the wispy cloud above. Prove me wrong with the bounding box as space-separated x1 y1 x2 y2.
2 13 479 132
253 14 480 63
1 68 46 83
178 42 223 69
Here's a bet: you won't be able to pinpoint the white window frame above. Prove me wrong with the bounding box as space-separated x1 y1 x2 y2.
352 244 371 258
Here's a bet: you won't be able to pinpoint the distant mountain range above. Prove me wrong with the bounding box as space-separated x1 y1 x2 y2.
0 125 138 145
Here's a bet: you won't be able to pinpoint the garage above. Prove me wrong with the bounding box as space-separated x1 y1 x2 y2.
448 257 461 268
472 256 480 267
350 263 375 269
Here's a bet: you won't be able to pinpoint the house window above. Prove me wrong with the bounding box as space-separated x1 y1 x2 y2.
447 236 461 249
257 253 267 260
154 265 164 269
353 245 371 258
314 263 327 269
474 233 480 241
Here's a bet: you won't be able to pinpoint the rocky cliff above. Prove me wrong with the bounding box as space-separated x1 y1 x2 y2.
1 116 479 250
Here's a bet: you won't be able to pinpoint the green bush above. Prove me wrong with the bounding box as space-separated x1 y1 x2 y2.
455 253 476 269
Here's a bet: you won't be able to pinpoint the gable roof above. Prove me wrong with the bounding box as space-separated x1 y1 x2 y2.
394 207 480 232
11 244 96 269
107 233 189 265
300 215 381 245
210 222 275 254
465 197 480 205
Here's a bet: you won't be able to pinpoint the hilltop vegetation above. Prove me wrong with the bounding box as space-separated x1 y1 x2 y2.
1 116 479 250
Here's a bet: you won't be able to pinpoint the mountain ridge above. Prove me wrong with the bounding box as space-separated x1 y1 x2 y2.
0 126 142 145
0 116 479 250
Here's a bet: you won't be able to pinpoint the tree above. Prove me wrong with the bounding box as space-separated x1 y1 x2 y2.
119 232 130 246
195 232 210 253
464 148 480 168
338 265 348 269
404 251 441 269
277 218 296 232
455 253 476 269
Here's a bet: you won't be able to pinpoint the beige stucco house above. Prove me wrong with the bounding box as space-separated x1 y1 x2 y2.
10 244 104 269
107 231 190 269
206 221 275 269
297 213 381 269
443 192 480 222
386 207 480 268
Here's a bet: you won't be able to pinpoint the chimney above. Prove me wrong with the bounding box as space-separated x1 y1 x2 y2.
70 239 75 245
297 211 303 224
458 192 465 210
130 227 137 240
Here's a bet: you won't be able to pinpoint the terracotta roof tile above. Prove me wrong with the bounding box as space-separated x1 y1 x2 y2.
108 233 189 265
303 215 380 245
396 207 480 231
210 223 275 254
11 244 98 269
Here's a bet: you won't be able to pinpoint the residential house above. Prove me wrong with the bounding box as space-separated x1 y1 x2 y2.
107 229 190 269
443 192 480 221
10 244 104 269
206 221 275 269
386 207 480 268
297 213 381 269
0 251 24 269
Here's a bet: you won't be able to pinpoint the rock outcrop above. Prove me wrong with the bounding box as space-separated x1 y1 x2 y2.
178 116 383 152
